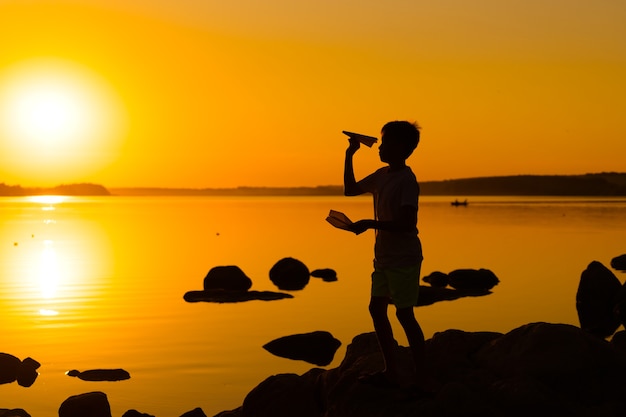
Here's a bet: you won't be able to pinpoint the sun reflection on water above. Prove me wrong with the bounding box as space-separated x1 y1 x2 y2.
2 196 113 321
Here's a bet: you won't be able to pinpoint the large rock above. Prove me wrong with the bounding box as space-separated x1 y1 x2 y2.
184 290 293 303
576 261 622 337
58 392 111 417
447 268 499 290
203 266 252 292
0 353 20 384
310 268 337 282
263 331 341 366
66 368 130 381
0 354 40 387
179 408 207 417
16 357 40 387
218 323 626 417
611 254 626 271
422 271 449 288
269 258 310 291
0 410 30 417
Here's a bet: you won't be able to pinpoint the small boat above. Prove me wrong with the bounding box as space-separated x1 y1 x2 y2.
451 199 468 206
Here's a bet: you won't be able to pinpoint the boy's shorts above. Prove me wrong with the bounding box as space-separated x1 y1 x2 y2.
371 263 421 309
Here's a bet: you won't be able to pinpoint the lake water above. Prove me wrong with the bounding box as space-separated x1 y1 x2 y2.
1 195 625 416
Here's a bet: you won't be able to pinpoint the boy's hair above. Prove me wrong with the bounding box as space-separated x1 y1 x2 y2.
381 121 420 159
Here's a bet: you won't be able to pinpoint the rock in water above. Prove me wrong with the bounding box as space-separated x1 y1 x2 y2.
66 369 130 381
448 268 499 290
58 392 111 417
263 331 341 366
16 357 40 387
576 261 622 338
611 254 626 271
311 268 338 282
269 257 310 291
203 265 253 292
0 353 20 385
422 271 449 288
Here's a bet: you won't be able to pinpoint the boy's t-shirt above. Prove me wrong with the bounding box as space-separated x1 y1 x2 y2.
358 166 423 269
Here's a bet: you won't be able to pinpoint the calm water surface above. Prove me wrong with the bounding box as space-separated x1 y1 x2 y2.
1 196 625 416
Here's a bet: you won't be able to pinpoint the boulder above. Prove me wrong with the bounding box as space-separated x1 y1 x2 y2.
0 410 30 417
422 271 449 288
269 258 310 291
611 254 626 271
263 331 341 366
66 368 130 381
474 322 626 403
0 354 39 387
16 357 40 387
447 268 499 290
576 261 622 337
58 392 111 417
203 266 252 292
218 323 626 417
0 353 20 384
179 408 207 417
184 290 293 303
121 411 154 417
311 268 337 282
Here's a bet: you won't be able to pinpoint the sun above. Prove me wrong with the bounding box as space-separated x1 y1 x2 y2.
0 58 127 184
9 79 90 145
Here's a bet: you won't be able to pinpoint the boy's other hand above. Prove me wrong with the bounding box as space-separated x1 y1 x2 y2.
346 138 361 154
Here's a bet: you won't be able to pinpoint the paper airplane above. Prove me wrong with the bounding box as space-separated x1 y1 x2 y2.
342 131 378 147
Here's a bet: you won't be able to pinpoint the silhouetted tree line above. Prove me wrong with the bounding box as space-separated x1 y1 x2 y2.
2 173 625 196
0 183 110 196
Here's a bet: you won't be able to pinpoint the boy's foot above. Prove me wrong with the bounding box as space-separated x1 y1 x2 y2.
357 371 400 389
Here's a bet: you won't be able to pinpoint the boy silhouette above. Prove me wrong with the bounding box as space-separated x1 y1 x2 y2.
343 121 433 395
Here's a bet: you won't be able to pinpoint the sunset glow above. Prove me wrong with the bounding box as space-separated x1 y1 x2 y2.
0 59 127 185
0 1 624 187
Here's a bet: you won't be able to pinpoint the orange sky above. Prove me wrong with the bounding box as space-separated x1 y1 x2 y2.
0 0 624 188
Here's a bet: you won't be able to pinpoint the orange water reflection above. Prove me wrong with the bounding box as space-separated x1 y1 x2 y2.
2 196 113 323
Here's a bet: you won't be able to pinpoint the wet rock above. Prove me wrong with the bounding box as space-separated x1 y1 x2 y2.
0 353 20 384
242 369 324 417
422 271 449 288
122 411 154 417
611 254 626 271
58 391 111 417
16 357 40 387
416 286 491 306
576 261 622 337
184 289 293 303
66 368 130 381
263 331 341 366
218 323 626 417
448 268 499 290
311 268 337 282
204 265 252 292
0 409 30 417
269 257 310 291
0 354 40 387
179 408 207 417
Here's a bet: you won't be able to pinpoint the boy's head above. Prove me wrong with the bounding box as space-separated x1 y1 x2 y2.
380 121 420 161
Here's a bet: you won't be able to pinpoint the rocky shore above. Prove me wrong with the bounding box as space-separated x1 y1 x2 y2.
2 256 625 416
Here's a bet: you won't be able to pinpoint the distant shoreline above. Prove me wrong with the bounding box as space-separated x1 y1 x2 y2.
2 173 626 197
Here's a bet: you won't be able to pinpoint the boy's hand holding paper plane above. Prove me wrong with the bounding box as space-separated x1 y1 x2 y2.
342 131 378 147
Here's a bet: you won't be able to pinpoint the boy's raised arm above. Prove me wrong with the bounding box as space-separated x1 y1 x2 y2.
344 139 364 196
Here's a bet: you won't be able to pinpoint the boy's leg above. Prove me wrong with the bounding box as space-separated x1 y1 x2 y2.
396 307 436 392
368 295 401 383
